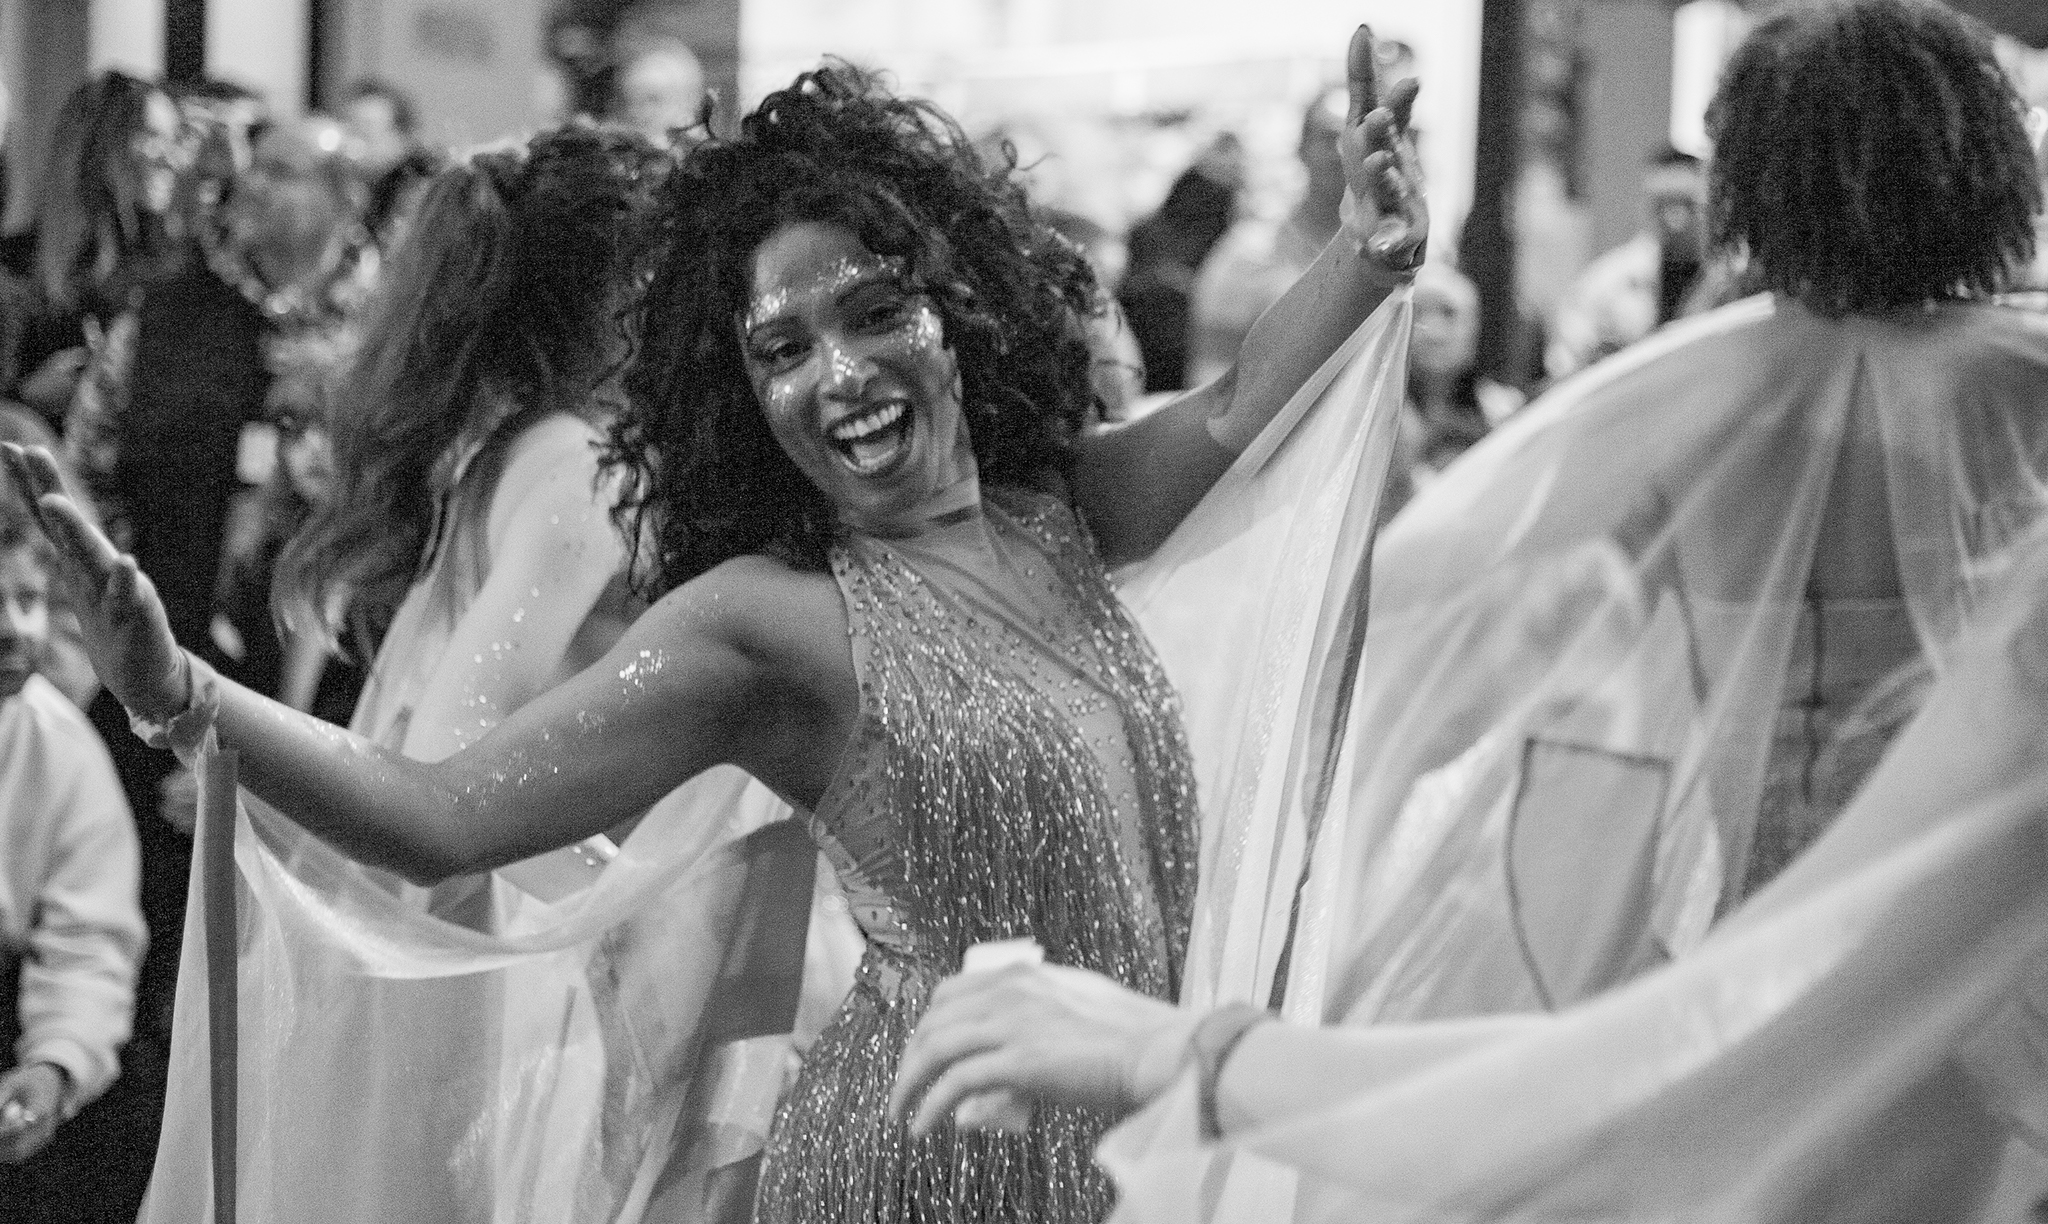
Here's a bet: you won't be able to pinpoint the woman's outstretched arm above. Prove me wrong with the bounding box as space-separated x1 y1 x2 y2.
4 442 844 884
1071 24 1426 568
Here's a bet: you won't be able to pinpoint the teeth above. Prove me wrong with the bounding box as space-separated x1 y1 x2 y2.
828 402 906 442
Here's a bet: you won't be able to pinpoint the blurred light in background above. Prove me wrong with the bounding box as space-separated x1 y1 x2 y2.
742 0 1481 252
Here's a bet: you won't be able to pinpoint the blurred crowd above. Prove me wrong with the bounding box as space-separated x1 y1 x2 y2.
0 46 714 1218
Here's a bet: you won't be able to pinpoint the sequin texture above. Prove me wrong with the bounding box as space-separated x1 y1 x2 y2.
754 488 1199 1223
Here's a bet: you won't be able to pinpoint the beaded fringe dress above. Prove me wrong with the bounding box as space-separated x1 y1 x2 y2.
754 488 1200 1224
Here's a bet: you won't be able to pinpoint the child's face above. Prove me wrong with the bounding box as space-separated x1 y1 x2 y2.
0 545 50 699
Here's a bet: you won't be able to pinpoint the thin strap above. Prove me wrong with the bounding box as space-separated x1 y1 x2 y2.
1191 1003 1270 1140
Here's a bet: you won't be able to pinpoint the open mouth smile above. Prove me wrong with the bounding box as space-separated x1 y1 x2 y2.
826 400 914 475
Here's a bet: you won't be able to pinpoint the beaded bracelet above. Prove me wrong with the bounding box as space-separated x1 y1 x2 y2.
1191 1003 1271 1141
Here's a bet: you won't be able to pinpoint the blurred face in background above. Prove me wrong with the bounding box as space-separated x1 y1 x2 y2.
136 89 183 215
0 544 49 699
344 93 410 179
620 45 704 143
278 410 334 504
1297 87 1349 214
228 119 357 287
1645 159 1707 263
1409 264 1481 383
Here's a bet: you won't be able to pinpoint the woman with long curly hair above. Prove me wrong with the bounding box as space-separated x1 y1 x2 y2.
10 27 1424 1223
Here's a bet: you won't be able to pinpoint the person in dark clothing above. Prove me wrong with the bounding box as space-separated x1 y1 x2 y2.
342 78 441 251
0 72 181 432
1115 137 1241 392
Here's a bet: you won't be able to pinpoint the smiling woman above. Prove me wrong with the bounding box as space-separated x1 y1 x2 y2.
6 29 1425 1224
739 230 973 523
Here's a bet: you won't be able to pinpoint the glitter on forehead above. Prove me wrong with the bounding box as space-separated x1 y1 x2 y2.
744 253 907 334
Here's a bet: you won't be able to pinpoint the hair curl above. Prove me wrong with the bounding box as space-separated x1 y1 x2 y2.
274 124 669 653
608 64 1099 594
1707 0 2040 317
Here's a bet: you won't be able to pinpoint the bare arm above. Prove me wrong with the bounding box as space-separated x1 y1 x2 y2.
891 960 1536 1137
1071 26 1425 567
209 569 785 881
4 441 845 886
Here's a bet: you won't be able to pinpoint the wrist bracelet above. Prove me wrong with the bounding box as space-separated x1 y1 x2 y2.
1339 190 1423 282
128 650 220 761
1191 1003 1269 1141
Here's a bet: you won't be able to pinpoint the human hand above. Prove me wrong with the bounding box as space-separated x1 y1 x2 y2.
1337 26 1427 273
0 1062 66 1164
1 444 188 723
890 962 1199 1137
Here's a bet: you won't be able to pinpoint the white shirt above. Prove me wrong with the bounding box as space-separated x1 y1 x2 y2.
0 675 144 1112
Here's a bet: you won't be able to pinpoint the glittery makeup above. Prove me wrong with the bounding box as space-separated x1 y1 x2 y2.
742 253 905 335
742 222 978 536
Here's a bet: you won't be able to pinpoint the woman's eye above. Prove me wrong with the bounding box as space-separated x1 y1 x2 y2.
854 296 911 331
750 338 807 371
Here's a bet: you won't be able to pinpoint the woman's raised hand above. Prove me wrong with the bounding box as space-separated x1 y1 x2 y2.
889 962 1199 1137
1339 25 1428 273
1 444 189 722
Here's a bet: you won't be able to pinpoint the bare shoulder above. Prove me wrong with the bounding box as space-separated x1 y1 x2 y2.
647 552 851 682
656 553 856 803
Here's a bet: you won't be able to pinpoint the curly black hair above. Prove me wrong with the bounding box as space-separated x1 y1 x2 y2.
275 124 670 652
1707 0 2040 317
607 64 1099 594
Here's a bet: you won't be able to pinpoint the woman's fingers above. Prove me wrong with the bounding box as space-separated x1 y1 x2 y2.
1 445 121 592
39 491 124 595
891 974 1025 1118
1 442 60 502
1345 26 1380 128
1384 77 1421 136
894 1020 1014 1128
908 1049 1039 1138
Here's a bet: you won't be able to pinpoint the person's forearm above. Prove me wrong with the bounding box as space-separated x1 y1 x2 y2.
1212 1014 1538 1135
1207 239 1410 454
206 668 481 881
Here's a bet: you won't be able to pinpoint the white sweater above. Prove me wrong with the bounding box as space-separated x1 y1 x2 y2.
0 675 144 1112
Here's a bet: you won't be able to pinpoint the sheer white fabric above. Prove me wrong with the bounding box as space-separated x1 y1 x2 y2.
1100 295 2048 1222
140 415 848 1224
1102 525 2048 1224
136 291 1417 1222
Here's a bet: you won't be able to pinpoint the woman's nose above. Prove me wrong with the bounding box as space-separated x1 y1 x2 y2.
817 336 878 401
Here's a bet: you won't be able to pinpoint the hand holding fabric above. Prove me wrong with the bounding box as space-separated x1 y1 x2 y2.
890 962 1197 1136
1 443 188 724
1337 26 1426 274
0 1062 65 1164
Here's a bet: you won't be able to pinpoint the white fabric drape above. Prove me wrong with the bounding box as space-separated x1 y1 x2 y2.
1101 295 2048 1222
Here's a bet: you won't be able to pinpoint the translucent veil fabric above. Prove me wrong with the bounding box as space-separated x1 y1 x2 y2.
141 413 863 1223
1099 295 2048 1222
136 291 1417 1221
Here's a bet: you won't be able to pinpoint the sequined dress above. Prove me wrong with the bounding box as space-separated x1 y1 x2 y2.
753 487 1200 1224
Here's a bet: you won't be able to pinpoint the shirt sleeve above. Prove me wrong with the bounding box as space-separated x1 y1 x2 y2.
17 717 144 1113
